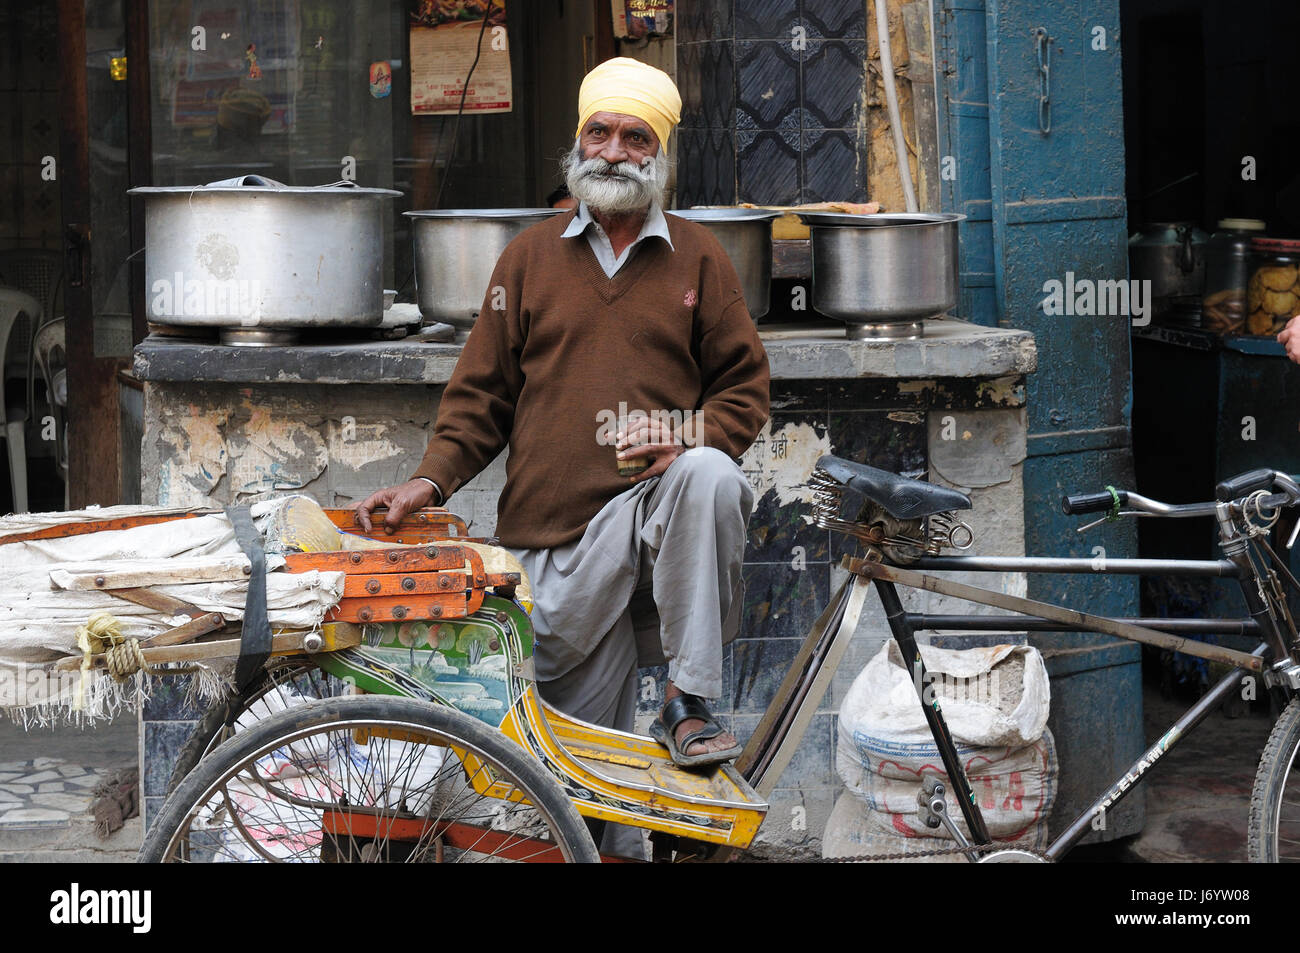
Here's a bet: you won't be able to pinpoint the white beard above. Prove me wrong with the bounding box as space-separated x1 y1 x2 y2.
561 140 671 215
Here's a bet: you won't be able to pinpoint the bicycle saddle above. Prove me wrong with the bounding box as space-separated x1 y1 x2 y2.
814 455 971 520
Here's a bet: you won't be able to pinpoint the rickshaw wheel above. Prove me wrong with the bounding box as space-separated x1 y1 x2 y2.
166 656 346 796
141 695 600 863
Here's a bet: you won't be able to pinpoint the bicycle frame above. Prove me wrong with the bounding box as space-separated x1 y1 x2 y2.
742 491 1300 861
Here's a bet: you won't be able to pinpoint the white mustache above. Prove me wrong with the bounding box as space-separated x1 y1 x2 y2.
562 142 670 214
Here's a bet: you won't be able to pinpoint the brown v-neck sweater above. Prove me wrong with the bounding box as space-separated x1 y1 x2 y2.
412 208 771 549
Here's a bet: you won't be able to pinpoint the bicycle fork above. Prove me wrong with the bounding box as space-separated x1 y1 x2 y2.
876 580 993 850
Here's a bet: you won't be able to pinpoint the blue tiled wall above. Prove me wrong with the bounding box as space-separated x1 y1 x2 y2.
677 0 868 207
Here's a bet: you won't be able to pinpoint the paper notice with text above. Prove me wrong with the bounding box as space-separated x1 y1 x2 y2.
410 1 511 115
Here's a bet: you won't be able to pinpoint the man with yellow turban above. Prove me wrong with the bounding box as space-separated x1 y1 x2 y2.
358 58 770 847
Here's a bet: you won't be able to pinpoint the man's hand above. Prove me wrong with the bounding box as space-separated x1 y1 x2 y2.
354 479 436 534
617 416 684 482
1279 316 1300 364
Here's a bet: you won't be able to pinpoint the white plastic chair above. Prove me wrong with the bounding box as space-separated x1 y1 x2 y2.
0 287 39 512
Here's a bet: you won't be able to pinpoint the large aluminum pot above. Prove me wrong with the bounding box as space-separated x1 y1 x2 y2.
1129 221 1208 302
407 209 564 327
799 211 965 338
129 176 400 328
667 208 781 320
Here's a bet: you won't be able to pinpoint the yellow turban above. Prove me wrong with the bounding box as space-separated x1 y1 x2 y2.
574 57 681 150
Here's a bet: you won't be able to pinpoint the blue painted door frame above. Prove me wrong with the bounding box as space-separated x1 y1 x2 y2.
934 0 1142 838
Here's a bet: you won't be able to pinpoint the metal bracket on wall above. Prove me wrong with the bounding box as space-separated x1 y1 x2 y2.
1033 27 1051 135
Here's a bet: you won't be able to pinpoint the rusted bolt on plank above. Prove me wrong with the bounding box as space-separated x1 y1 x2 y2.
401 577 416 591
365 579 381 594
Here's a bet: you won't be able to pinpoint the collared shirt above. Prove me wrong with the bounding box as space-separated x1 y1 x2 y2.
560 201 675 277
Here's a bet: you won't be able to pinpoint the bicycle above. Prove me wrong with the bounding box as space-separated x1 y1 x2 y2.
130 457 1300 862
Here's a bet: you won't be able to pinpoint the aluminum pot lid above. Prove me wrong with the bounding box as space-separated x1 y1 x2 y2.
129 174 401 197
796 211 967 227
405 208 566 220
667 208 784 222
1218 218 1266 231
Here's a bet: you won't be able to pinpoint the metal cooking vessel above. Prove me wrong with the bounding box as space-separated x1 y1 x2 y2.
667 208 781 320
129 176 400 328
407 209 564 327
1128 221 1208 302
799 211 965 338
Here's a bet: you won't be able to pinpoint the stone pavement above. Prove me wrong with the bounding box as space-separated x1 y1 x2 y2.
0 714 140 862
1068 682 1275 864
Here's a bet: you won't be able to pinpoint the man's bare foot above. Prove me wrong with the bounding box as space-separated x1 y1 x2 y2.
663 681 738 757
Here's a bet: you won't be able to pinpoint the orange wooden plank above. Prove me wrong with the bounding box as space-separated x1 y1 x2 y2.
328 593 476 623
284 546 469 575
341 571 473 598
0 511 211 545
323 507 470 543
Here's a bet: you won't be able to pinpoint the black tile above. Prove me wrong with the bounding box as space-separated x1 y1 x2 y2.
744 411 830 563
800 0 867 38
828 378 933 409
700 40 736 128
802 40 866 128
740 560 827 643
144 796 167 832
735 0 799 39
678 127 736 207
142 673 204 721
678 43 704 128
827 410 929 562
731 711 837 785
727 637 803 712
736 40 800 130
771 379 828 412
143 720 197 798
801 128 868 204
735 129 799 204
677 0 706 43
827 409 927 477
702 0 735 39
635 663 671 718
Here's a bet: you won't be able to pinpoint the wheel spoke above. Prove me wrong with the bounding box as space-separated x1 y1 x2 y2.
147 693 595 863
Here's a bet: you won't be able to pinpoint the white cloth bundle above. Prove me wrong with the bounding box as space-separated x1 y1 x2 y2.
0 499 346 723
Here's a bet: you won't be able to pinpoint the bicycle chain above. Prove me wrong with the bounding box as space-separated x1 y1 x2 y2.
822 841 1053 862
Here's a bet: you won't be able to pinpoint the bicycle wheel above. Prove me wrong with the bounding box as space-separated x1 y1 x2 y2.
166 657 347 796
141 695 600 863
1249 694 1300 862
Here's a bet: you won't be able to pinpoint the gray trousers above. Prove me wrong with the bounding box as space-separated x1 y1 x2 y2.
508 446 753 720
506 447 753 855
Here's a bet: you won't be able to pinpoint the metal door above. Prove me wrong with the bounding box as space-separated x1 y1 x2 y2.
936 0 1143 839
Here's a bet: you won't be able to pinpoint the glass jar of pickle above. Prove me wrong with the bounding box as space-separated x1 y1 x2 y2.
1247 238 1300 335
1202 218 1265 334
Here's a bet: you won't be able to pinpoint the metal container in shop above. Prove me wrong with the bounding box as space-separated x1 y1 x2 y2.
666 208 782 320
130 176 401 328
407 209 564 327
797 211 964 338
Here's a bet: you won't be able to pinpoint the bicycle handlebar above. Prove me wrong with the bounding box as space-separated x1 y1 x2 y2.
1061 490 1128 516
1062 470 1300 520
